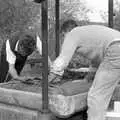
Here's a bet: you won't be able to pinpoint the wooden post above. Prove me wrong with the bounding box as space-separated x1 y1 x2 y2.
55 0 60 57
34 0 45 3
41 0 49 113
108 0 114 28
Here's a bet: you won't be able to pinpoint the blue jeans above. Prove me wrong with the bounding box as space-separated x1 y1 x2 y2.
87 41 120 120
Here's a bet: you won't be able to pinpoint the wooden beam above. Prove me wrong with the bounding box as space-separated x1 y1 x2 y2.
108 0 114 28
55 0 60 57
34 0 45 3
26 58 43 64
41 0 49 113
0 103 38 120
0 87 42 111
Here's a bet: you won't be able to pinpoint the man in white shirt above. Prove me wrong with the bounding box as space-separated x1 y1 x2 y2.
49 20 120 120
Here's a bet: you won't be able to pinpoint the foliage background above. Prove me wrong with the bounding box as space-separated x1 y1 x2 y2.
0 0 120 75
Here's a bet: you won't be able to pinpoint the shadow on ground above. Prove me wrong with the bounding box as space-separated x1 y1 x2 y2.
55 110 87 120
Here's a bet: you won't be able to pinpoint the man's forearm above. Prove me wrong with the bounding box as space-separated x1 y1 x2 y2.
8 64 19 79
89 66 97 73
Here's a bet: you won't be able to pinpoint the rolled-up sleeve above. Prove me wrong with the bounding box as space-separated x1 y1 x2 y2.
51 31 78 76
6 40 16 65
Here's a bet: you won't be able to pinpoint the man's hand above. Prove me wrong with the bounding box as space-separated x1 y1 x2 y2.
48 72 62 83
49 84 64 95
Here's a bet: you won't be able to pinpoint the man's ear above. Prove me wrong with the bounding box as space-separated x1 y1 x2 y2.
36 35 42 55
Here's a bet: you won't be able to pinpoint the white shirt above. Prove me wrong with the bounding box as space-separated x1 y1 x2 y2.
6 40 16 64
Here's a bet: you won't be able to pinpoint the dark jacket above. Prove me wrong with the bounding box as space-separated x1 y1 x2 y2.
0 34 27 83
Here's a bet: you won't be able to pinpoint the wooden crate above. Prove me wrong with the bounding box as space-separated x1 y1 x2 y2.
0 86 42 120
0 80 119 120
0 80 90 119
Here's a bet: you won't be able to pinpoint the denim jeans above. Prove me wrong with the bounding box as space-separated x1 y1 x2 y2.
87 41 120 120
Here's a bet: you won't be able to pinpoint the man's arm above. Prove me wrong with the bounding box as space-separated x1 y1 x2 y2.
49 33 79 83
6 40 31 81
36 34 52 67
8 63 32 81
6 40 18 79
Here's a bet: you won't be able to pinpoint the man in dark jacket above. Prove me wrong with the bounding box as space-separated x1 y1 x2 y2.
0 31 42 83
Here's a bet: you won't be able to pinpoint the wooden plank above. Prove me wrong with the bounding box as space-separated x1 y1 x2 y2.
0 87 42 111
106 111 120 120
55 0 60 57
60 80 91 96
108 0 114 28
0 103 38 120
41 0 49 112
26 58 43 64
